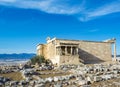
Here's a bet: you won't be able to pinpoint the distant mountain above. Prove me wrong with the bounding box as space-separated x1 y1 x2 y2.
112 55 120 57
117 55 120 57
0 53 36 59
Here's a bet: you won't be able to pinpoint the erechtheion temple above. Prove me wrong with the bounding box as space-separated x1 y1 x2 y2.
37 37 116 66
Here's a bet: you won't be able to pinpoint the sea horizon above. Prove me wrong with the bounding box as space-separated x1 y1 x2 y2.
0 53 35 66
0 57 30 66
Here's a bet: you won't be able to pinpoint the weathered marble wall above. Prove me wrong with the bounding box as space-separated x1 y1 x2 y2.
78 41 112 63
57 39 112 64
37 39 112 65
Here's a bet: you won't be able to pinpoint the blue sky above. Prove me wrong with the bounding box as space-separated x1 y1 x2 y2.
0 0 120 54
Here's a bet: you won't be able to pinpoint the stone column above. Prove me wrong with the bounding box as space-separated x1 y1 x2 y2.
71 46 73 55
56 47 58 55
65 46 67 55
76 48 78 55
60 47 62 55
58 47 61 55
55 47 57 55
114 42 116 61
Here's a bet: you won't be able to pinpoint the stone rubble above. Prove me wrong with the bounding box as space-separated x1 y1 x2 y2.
1 63 120 86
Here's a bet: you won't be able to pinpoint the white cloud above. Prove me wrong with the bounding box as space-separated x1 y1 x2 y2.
0 0 120 21
0 0 84 15
88 2 120 17
80 1 120 21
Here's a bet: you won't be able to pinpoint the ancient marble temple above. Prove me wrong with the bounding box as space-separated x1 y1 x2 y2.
37 37 116 66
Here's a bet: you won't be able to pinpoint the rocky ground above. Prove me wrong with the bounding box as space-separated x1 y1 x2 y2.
0 62 120 87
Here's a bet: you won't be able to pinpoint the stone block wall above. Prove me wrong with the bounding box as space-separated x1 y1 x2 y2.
78 41 112 63
57 39 112 64
37 39 112 65
60 55 79 65
40 41 56 60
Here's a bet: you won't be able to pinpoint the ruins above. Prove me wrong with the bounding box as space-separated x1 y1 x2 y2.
37 37 116 66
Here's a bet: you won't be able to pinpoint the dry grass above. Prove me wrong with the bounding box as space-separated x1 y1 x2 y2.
37 70 59 73
38 70 71 78
0 72 24 81
39 73 71 78
91 77 120 87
